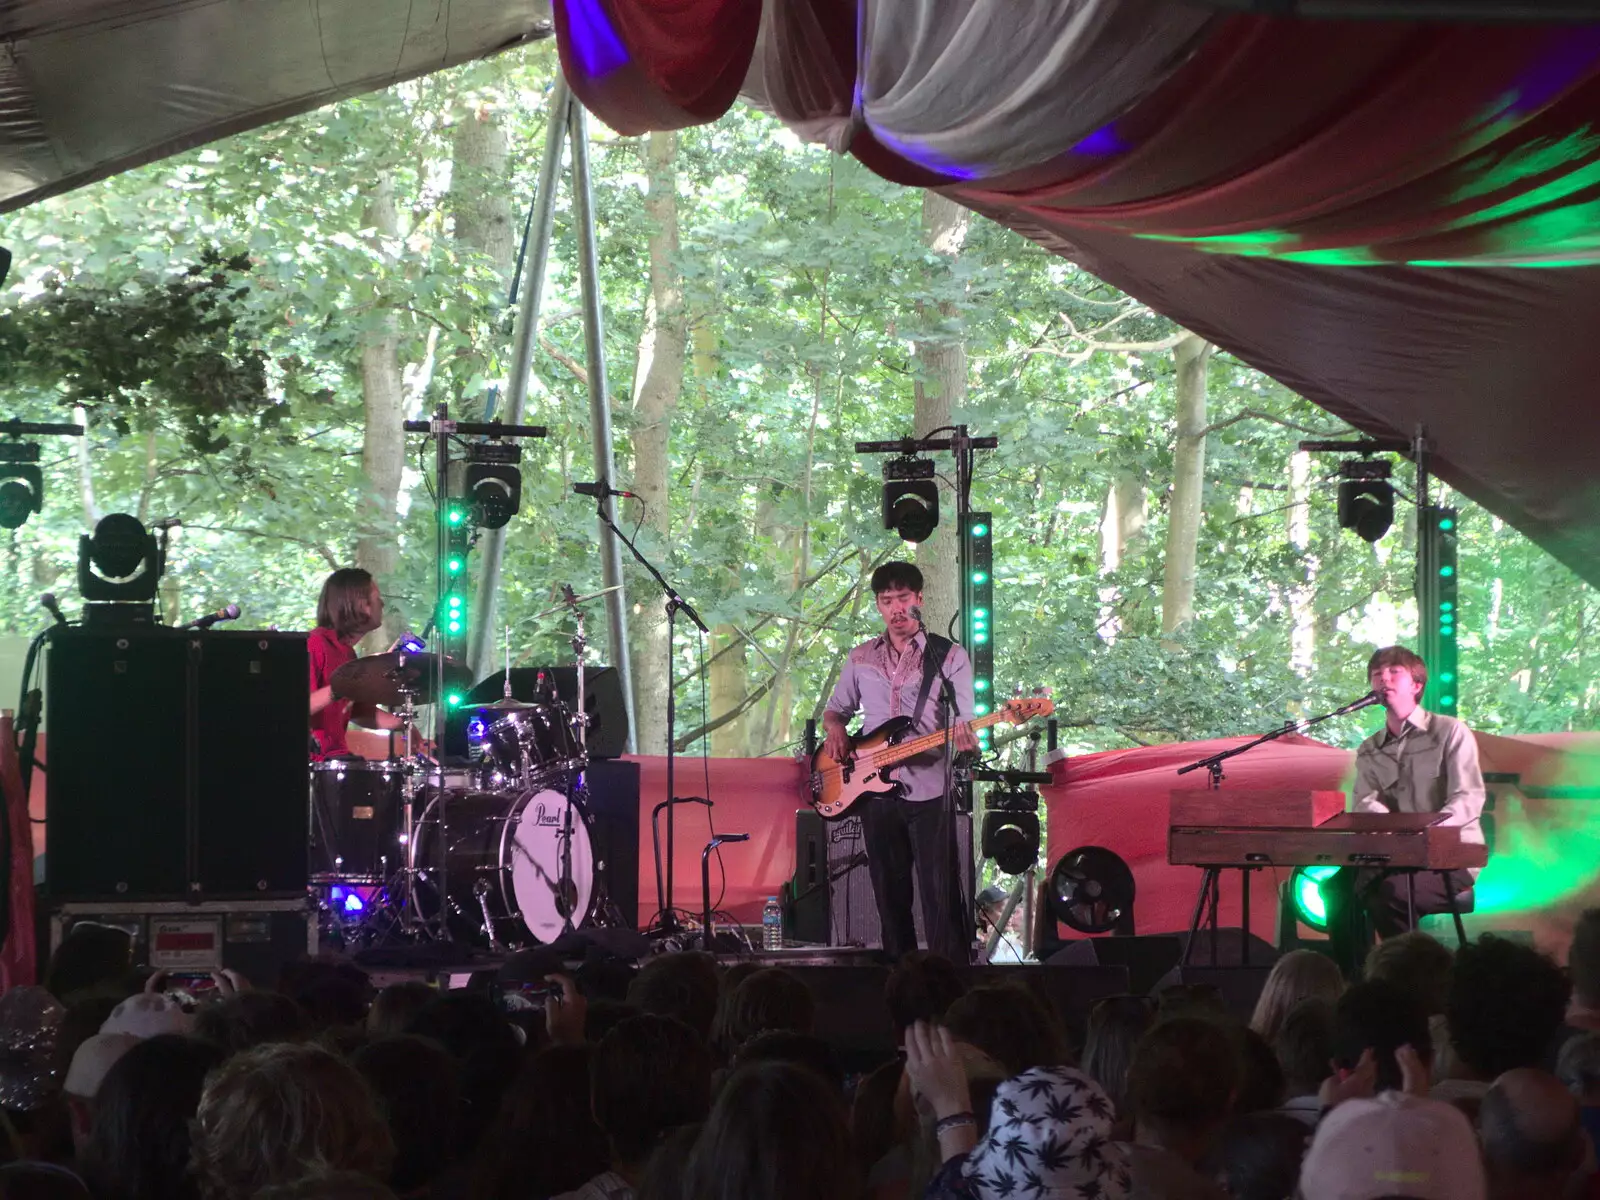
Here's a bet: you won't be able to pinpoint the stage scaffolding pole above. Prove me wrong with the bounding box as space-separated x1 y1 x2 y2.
569 97 636 751
469 79 573 679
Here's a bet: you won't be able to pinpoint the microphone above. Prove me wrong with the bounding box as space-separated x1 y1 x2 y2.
40 593 67 628
573 479 637 499
188 603 241 630
910 604 925 629
1334 691 1381 716
150 516 183 530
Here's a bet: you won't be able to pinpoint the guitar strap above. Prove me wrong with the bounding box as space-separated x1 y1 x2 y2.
910 633 954 731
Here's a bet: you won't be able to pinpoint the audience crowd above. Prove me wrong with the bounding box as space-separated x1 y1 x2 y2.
4 912 1600 1199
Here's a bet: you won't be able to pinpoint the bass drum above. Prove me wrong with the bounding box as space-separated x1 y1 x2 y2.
415 787 595 948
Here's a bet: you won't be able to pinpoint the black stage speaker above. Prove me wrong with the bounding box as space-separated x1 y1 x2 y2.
48 631 189 898
196 633 312 895
788 807 972 949
462 667 629 758
46 628 309 901
1152 965 1275 1021
581 758 640 929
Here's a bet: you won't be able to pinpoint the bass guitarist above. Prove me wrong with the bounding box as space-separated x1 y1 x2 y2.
822 561 976 962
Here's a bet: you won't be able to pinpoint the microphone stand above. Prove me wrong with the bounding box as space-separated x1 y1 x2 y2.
589 494 709 936
1177 695 1379 790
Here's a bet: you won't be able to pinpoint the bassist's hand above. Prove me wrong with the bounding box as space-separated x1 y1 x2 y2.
954 724 979 754
823 724 853 766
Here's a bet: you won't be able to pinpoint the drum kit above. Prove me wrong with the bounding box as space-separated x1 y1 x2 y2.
310 586 618 952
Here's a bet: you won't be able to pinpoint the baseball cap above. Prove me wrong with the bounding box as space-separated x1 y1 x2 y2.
63 1033 139 1100
100 993 194 1039
1300 1090 1486 1200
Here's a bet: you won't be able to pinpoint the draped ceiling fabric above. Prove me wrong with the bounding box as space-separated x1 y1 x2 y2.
0 0 553 215
557 0 1600 586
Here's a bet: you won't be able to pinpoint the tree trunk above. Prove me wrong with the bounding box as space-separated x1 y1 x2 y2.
708 625 748 756
628 131 686 756
449 104 515 278
1161 332 1214 637
72 406 100 530
1097 472 1145 643
911 192 969 639
1287 449 1315 675
355 173 406 649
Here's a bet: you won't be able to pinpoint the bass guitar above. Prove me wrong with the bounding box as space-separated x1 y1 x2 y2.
808 697 1054 819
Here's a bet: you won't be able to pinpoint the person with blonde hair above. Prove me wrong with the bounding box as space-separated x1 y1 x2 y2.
191 1043 393 1200
1248 949 1344 1044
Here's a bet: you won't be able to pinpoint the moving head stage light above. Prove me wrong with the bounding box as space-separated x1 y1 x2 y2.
882 454 938 543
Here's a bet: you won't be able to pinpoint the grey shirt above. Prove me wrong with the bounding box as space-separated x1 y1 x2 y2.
825 630 974 802
1352 707 1486 873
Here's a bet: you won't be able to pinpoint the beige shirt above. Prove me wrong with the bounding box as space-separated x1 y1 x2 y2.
1352 708 1485 873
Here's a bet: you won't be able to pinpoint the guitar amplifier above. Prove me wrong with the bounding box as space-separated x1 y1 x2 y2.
790 808 972 950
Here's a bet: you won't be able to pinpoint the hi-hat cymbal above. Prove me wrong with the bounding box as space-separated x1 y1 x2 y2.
474 696 541 712
331 652 473 708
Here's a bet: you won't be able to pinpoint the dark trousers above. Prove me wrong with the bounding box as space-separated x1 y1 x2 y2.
860 792 968 963
1325 867 1473 976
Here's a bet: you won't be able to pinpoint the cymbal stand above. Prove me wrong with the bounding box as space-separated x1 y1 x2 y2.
555 584 590 937
383 681 436 938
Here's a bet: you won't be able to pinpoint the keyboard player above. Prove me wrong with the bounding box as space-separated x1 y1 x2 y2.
1327 645 1486 968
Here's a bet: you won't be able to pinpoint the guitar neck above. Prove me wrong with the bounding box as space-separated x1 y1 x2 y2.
866 711 1009 767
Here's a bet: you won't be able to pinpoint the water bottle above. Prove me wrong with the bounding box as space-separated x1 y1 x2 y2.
762 896 783 951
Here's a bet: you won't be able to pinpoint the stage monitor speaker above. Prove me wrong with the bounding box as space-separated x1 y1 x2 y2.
47 630 189 899
195 632 310 897
787 808 973 950
1046 935 1184 997
460 667 629 758
581 758 640 929
1152 965 1275 1021
1173 928 1280 970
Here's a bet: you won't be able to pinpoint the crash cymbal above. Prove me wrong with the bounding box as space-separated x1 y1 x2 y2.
331 652 473 708
530 585 622 622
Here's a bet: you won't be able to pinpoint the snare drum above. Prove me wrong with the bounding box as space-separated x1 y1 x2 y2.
309 760 403 883
476 704 584 788
414 786 595 948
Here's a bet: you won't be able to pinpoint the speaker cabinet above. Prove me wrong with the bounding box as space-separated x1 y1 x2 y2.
46 628 309 902
47 631 189 899
581 758 640 929
195 633 311 895
789 807 972 950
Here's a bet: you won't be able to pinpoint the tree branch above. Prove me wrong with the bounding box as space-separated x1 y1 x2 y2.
1196 408 1347 438
184 524 340 569
540 335 589 386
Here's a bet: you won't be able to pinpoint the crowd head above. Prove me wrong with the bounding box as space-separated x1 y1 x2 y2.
10 909 1600 1200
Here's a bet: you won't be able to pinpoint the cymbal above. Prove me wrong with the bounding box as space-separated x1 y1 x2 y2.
331 652 473 708
530 585 622 622
474 696 541 712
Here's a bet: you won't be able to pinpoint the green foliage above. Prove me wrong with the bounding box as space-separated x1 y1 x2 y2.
0 248 276 452
0 44 1592 763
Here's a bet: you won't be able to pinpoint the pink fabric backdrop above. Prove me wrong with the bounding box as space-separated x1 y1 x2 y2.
623 753 808 928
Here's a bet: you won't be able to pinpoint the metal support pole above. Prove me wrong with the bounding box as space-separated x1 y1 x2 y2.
569 99 636 751
469 79 573 678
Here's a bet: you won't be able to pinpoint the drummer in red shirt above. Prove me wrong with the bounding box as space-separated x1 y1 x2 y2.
308 568 420 760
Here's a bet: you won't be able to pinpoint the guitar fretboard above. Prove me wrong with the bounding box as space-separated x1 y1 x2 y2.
854 710 1014 770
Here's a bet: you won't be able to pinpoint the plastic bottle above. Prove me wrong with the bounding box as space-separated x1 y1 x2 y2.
762 895 783 951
